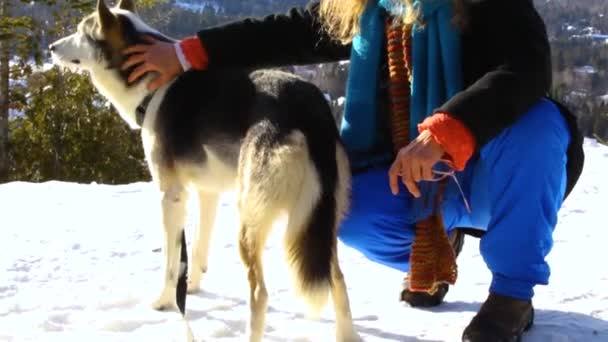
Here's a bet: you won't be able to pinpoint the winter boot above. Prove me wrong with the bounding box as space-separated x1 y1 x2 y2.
400 228 465 307
462 292 535 342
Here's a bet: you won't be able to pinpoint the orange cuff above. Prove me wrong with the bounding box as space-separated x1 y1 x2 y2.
418 113 476 171
179 36 209 70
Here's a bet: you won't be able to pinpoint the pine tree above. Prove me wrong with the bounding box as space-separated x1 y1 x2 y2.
4 0 160 183
0 0 9 182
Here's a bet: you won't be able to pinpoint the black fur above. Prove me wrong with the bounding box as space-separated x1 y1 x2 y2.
155 69 255 166
115 14 173 86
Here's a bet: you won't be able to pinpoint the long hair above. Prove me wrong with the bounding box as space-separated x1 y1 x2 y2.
319 0 467 43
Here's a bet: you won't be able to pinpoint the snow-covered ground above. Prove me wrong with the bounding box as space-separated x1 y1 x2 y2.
1 138 607 342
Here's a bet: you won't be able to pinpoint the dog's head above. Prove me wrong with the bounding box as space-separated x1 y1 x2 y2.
49 0 170 76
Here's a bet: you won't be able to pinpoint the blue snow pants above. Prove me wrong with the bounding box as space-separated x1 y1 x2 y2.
338 98 570 300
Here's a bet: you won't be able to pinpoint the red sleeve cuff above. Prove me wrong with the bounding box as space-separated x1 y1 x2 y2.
418 113 476 171
179 36 209 70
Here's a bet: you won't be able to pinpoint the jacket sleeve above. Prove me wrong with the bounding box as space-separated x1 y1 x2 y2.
436 0 552 148
194 2 352 69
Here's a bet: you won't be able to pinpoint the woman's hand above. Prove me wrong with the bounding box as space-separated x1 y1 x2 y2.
122 36 183 91
388 130 445 197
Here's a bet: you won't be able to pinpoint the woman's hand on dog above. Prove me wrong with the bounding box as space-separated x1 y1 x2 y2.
122 36 183 91
388 130 445 198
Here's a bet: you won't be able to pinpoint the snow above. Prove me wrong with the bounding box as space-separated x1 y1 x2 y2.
174 0 221 13
1 138 607 342
8 108 24 119
574 65 597 74
572 34 608 44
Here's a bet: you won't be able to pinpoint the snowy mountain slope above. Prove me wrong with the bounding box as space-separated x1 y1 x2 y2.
173 0 309 15
0 138 607 342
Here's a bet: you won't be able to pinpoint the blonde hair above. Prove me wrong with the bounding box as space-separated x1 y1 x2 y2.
319 0 466 43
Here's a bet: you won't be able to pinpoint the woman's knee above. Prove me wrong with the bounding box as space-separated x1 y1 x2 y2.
480 100 569 171
338 210 382 252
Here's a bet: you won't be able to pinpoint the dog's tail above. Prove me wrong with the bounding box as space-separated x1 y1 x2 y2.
283 140 351 318
176 230 188 316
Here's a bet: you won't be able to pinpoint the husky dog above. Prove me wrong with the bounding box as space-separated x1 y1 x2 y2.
50 0 358 341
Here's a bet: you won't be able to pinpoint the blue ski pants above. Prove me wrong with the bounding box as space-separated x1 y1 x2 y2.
338 98 570 300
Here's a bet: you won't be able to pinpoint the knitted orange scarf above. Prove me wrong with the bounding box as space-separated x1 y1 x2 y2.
385 18 458 294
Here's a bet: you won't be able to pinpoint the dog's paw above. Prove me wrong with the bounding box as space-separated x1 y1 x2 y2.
151 298 176 311
246 332 264 342
187 280 201 294
187 271 203 294
151 288 177 311
337 331 362 342
188 264 209 294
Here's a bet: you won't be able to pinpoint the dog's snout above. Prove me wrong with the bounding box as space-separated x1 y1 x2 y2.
49 43 56 52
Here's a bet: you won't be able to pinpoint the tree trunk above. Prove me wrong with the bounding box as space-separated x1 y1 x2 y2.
0 0 10 182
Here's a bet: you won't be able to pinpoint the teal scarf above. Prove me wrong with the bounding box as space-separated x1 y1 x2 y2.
340 0 463 164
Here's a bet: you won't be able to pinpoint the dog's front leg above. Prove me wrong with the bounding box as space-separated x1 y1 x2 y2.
188 191 219 294
152 185 189 312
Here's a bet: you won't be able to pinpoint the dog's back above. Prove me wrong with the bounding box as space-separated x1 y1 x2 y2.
153 69 340 170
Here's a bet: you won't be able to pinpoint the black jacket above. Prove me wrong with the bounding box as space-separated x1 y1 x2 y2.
195 0 584 198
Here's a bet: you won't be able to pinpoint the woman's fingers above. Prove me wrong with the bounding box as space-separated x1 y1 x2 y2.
128 63 155 84
401 159 421 198
148 73 171 91
388 160 401 196
122 44 149 56
421 161 435 181
142 35 158 44
121 53 147 70
411 160 422 183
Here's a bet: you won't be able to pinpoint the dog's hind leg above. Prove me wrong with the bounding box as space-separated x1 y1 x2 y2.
330 256 358 342
238 217 273 342
188 191 219 294
330 143 358 342
152 184 190 313
237 125 297 342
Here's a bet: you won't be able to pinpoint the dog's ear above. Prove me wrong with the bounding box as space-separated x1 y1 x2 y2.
97 0 125 54
117 0 136 13
97 0 116 29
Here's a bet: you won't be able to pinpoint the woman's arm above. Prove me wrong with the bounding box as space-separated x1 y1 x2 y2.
123 2 351 89
430 0 552 151
191 2 352 69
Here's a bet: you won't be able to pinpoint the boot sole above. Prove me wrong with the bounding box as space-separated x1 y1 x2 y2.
515 307 535 342
400 283 449 307
524 307 535 332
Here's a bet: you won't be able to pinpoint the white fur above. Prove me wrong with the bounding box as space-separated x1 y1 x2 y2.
50 30 99 71
93 66 156 128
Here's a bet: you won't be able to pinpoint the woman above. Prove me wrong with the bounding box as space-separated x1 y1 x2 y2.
122 0 585 340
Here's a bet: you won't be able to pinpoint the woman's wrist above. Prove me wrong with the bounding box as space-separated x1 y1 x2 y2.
418 113 476 171
178 36 209 70
174 43 191 71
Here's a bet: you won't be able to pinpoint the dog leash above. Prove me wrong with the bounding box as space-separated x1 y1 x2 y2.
430 159 472 213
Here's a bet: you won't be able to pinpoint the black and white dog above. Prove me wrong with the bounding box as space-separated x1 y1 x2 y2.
50 0 358 341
